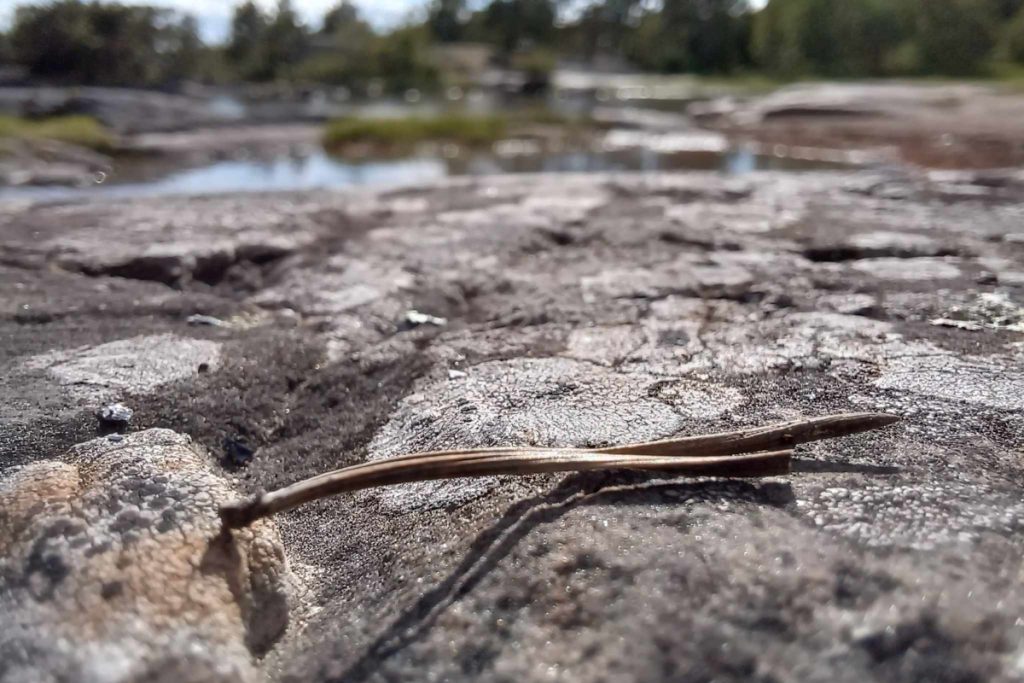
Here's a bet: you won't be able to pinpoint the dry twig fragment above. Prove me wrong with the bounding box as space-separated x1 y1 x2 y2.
220 412 898 528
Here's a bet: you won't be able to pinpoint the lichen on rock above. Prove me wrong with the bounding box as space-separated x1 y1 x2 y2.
0 429 293 683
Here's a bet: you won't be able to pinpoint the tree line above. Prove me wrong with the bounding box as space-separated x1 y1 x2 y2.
5 0 1024 92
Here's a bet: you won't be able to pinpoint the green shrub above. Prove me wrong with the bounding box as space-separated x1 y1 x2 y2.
1001 6 1024 63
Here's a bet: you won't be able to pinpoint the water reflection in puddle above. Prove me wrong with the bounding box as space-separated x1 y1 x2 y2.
3 142 847 202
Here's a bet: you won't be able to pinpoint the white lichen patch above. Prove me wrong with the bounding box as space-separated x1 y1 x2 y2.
875 354 1024 411
930 291 1024 333
851 257 962 281
249 257 414 316
23 334 221 406
798 481 1024 550
662 312 898 376
646 378 746 419
564 325 647 366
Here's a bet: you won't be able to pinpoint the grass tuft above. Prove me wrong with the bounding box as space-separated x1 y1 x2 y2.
323 113 508 149
0 115 115 151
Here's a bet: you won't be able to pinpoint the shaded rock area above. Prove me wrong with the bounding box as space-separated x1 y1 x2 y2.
1 170 1023 682
0 137 112 188
0 87 216 134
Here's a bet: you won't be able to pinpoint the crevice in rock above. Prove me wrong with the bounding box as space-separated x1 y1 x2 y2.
803 245 958 262
71 247 293 290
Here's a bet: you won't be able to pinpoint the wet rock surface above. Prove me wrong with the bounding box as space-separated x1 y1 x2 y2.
1 171 1023 682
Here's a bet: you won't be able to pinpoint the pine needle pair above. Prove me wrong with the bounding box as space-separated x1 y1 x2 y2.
220 413 898 528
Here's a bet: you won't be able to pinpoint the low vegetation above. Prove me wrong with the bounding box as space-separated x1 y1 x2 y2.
0 115 114 151
324 113 508 148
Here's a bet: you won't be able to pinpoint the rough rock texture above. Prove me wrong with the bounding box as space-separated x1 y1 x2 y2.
1 170 1024 682
0 429 292 682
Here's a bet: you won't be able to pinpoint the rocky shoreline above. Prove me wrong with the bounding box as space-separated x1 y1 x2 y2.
2 170 1023 681
9 81 1024 192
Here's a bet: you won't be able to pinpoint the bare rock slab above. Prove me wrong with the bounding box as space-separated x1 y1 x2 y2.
2 171 1024 682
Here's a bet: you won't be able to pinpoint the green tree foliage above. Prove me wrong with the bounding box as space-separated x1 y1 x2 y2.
296 2 377 87
265 0 311 78
159 15 203 82
6 0 1024 88
11 0 200 85
995 0 1024 18
752 0 1001 77
483 0 557 56
226 0 310 81
0 32 11 65
624 0 752 73
570 0 643 63
1002 4 1024 62
428 0 468 42
226 1 271 79
914 0 998 75
373 25 441 92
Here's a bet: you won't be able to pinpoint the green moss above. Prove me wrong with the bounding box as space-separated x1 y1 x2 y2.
0 115 115 151
323 114 508 148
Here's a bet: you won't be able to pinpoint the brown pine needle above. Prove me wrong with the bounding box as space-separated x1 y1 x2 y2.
219 412 899 529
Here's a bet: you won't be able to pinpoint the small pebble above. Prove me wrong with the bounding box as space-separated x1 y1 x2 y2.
223 437 255 467
187 314 228 327
98 403 133 425
404 310 447 328
97 403 133 435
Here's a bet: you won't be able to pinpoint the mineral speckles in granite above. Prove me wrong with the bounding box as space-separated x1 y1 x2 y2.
850 257 964 281
797 481 1024 549
1 334 222 427
875 354 1024 411
365 357 696 511
0 429 293 683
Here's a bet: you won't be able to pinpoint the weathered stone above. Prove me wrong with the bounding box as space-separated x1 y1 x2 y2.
0 429 293 682
24 334 221 407
2 171 1024 683
876 354 1024 411
365 357 688 511
851 257 963 281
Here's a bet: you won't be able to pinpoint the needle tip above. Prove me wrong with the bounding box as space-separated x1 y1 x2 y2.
856 412 902 429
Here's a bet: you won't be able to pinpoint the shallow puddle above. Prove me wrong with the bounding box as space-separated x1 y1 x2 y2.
0 138 850 202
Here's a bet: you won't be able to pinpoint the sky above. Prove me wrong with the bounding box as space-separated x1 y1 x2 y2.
1 0 769 43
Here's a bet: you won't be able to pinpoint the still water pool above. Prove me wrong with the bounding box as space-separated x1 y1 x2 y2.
2 142 847 202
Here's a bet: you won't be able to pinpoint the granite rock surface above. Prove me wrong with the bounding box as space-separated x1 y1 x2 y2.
1 171 1023 682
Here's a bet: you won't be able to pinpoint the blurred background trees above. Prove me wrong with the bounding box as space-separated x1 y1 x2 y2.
9 0 204 85
6 0 1024 91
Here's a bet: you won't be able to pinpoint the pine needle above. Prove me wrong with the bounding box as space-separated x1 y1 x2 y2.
220 412 898 528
